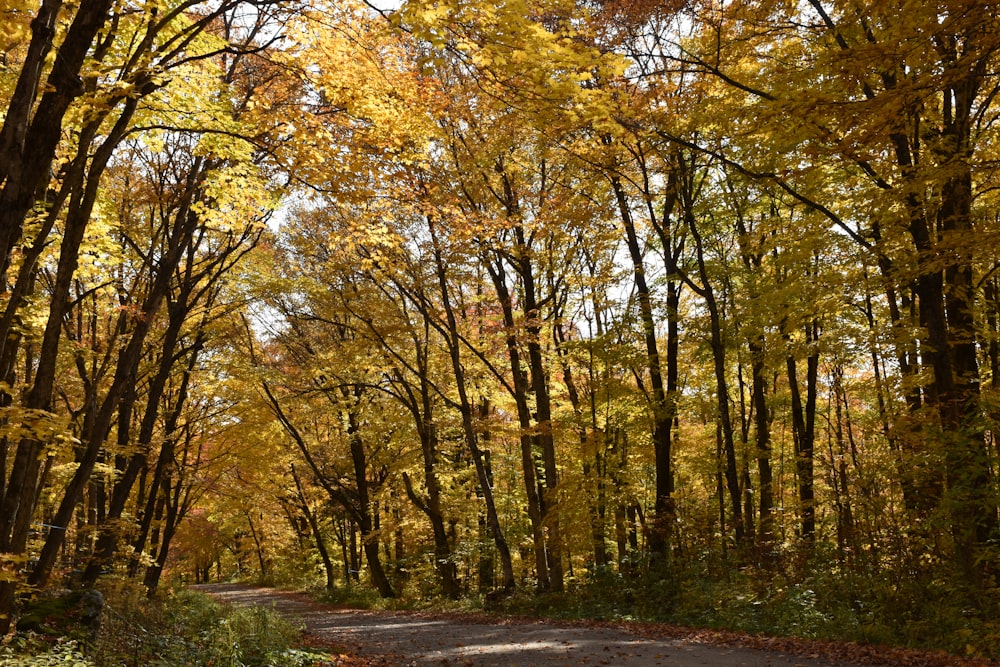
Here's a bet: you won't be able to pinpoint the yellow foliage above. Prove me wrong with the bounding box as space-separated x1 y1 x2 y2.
0 0 32 53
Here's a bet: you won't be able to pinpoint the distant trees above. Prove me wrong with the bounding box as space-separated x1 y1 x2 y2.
232 0 1000 599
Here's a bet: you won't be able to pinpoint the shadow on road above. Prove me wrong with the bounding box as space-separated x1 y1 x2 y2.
194 583 862 667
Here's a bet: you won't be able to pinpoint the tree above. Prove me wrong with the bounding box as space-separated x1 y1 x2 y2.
664 0 1000 574
0 0 284 624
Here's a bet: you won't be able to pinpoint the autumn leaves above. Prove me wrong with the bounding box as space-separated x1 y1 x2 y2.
1 0 1000 634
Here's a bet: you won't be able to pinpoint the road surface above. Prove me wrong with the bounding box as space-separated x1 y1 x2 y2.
194 584 874 667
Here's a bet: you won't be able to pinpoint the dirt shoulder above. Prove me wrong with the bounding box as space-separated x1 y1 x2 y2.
193 584 991 667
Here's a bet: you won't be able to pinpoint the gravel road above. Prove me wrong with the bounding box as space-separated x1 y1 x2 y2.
194 584 865 667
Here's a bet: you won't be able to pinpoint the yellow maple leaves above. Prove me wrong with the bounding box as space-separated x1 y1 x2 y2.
0 0 32 54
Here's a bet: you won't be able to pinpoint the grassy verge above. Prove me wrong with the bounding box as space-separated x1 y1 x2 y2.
0 580 341 667
485 557 1000 661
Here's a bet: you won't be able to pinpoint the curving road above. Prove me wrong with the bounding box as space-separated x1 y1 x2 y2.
194 584 865 667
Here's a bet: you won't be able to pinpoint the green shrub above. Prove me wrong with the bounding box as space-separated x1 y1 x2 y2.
317 584 382 609
0 638 93 667
0 578 338 667
479 553 1000 659
200 605 300 667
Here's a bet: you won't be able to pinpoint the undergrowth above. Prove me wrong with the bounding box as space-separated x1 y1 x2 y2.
489 554 1000 660
0 580 339 667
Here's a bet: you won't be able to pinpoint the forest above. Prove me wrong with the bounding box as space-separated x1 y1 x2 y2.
2 0 1000 659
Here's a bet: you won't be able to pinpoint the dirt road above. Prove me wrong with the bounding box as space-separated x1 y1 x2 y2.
194 584 871 666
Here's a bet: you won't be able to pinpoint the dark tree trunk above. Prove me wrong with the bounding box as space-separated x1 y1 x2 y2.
688 213 745 547
391 310 460 599
291 466 336 592
485 253 551 590
749 337 773 547
343 401 394 598
786 321 819 544
427 218 516 591
610 174 675 559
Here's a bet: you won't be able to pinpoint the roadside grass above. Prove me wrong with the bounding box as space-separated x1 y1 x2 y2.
310 576 482 615
0 579 340 667
485 556 1000 661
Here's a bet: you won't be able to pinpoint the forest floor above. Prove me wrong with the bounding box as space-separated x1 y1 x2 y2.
194 584 997 667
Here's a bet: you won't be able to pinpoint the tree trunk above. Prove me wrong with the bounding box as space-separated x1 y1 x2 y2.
510 219 564 592
0 0 114 280
291 465 336 592
399 321 460 598
786 321 819 544
749 337 774 548
688 214 745 547
609 174 675 559
484 253 550 590
427 218 516 591
343 399 394 599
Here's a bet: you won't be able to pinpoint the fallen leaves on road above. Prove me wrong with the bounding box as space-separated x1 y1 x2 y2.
207 586 998 667
617 622 996 667
294 608 998 667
